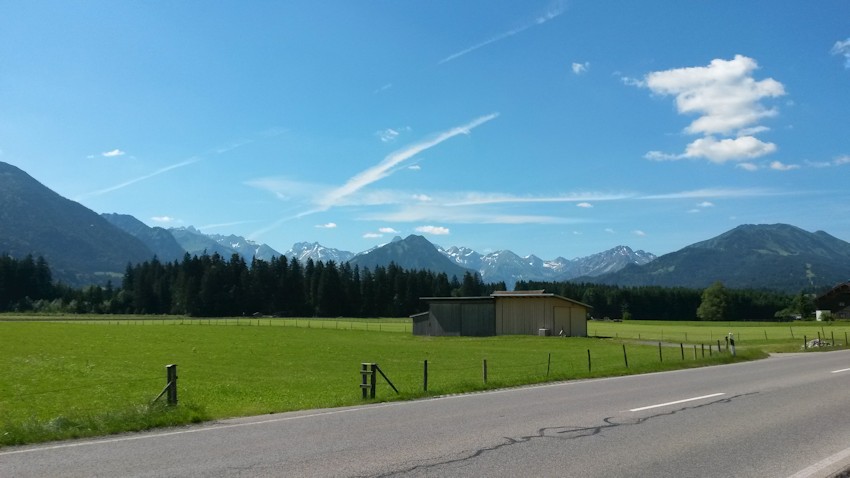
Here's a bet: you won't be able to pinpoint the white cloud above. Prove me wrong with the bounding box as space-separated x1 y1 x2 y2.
736 163 759 172
804 155 850 168
366 206 579 225
412 194 432 202
633 230 647 237
151 216 178 224
576 202 593 208
408 165 421 171
648 136 777 163
683 136 777 163
640 187 775 200
737 126 770 136
315 222 337 229
697 201 714 208
102 149 126 158
687 209 700 214
640 55 785 164
769 161 799 171
416 225 450 235
377 129 400 143
374 83 393 94
571 62 590 75
379 227 399 234
619 75 646 88
199 220 257 230
644 55 785 136
604 228 615 234
438 3 566 64
377 126 410 143
446 191 631 207
363 232 383 239
832 38 850 68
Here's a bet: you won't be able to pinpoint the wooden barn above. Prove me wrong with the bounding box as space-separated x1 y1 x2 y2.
412 290 590 337
816 282 850 320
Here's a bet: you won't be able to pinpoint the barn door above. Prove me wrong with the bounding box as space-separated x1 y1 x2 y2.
554 307 571 336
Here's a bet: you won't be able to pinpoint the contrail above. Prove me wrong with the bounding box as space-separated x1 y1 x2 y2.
438 4 566 65
316 113 499 211
76 157 202 200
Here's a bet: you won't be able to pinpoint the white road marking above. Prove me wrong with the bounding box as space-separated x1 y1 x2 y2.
786 445 850 478
629 393 725 412
830 367 850 374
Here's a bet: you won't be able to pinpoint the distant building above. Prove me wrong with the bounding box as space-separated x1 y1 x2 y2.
412 290 590 337
815 282 850 320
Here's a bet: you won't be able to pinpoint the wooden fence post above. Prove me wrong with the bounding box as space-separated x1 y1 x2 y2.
360 363 376 399
423 360 428 392
166 364 178 405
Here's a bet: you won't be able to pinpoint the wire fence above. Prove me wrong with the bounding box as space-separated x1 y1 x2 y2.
589 322 850 346
0 316 414 333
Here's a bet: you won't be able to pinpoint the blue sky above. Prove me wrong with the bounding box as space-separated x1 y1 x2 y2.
2 1 849 259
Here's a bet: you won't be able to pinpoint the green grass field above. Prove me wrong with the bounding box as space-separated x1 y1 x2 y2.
588 320 850 352
0 316 810 447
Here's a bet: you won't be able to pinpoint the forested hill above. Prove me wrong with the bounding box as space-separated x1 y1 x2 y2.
583 224 850 293
0 161 154 285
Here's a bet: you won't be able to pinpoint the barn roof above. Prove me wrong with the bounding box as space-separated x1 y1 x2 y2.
420 291 592 309
490 291 592 309
817 281 850 300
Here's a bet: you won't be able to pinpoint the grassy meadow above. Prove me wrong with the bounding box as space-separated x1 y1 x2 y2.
588 320 850 352
2 315 828 447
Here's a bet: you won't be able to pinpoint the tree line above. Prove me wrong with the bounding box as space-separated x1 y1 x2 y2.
0 253 499 317
2 253 805 321
515 280 797 321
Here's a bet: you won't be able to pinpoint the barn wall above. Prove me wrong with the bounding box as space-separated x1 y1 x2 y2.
497 298 588 336
417 299 495 336
412 313 430 336
418 296 587 337
460 303 496 336
571 306 587 336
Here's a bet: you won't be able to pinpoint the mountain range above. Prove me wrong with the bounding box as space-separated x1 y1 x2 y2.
0 162 152 285
585 223 850 292
2 160 849 293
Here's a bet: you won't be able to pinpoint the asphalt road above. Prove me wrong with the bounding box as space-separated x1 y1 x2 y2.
3 350 850 477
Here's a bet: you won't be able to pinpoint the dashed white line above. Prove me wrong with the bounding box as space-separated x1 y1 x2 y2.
629 393 725 412
830 367 850 374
